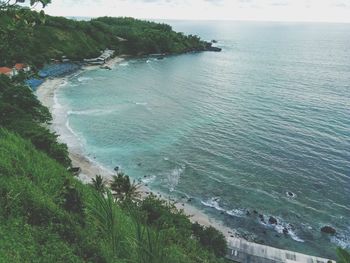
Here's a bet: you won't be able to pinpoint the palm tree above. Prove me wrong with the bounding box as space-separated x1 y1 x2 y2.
91 175 106 193
87 190 121 258
110 172 141 202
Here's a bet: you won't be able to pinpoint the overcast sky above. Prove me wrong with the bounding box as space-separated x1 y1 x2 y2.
42 0 350 23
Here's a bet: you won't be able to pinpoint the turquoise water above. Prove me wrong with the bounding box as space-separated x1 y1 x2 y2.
57 21 350 258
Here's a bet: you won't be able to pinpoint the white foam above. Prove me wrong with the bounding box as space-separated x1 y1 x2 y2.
135 102 148 106
167 166 185 192
77 76 92 82
67 108 115 116
142 175 157 184
263 216 305 243
226 209 246 217
330 227 350 249
201 197 225 212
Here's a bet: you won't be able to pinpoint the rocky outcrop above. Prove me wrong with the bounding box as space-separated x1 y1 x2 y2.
321 226 336 235
204 42 222 52
268 216 278 225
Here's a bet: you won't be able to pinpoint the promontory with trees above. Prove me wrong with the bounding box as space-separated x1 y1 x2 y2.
0 3 220 68
0 1 229 262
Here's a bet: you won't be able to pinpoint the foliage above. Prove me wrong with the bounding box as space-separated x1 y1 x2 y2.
0 0 50 10
0 75 70 166
337 248 350 263
0 10 208 67
87 190 123 259
91 174 107 193
110 172 141 202
0 129 227 262
192 223 228 257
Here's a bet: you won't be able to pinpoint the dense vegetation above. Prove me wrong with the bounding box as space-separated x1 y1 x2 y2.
0 75 70 166
1 2 348 263
0 3 230 262
0 9 209 67
0 128 229 262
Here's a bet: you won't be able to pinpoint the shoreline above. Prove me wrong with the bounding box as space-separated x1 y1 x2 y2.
35 56 337 262
35 56 238 241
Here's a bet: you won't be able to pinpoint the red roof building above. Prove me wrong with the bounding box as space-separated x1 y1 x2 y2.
0 67 13 76
14 63 26 70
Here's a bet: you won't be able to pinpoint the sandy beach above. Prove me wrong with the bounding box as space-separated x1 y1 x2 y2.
34 57 337 263
35 56 238 241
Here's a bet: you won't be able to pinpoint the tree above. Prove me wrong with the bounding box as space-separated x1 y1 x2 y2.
110 172 141 202
191 223 227 257
0 0 50 10
91 175 107 194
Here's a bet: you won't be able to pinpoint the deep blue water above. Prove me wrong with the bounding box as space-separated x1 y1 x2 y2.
57 21 350 258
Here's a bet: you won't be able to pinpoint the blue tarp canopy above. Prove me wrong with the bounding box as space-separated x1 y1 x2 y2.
38 63 80 78
26 78 44 91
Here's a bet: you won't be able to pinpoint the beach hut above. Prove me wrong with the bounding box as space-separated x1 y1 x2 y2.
0 67 17 77
14 63 31 72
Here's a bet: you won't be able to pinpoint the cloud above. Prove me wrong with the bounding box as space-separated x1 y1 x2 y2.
42 0 350 23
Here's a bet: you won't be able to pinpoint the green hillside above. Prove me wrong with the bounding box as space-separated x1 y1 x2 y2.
0 9 210 67
0 129 228 262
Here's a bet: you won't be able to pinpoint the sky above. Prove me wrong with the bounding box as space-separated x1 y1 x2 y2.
42 0 350 23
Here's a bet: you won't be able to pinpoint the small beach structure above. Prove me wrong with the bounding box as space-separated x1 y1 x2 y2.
25 78 45 91
0 67 17 77
38 63 81 78
26 63 80 90
14 63 31 72
84 49 115 65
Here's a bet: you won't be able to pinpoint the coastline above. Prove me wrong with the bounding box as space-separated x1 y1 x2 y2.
35 56 238 241
34 56 337 263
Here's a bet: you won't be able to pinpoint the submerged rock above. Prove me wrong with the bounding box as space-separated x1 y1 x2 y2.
258 214 266 223
268 216 278 225
321 226 336 235
286 191 296 198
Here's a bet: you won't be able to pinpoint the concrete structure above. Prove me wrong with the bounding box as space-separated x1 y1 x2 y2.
84 49 115 65
226 237 335 263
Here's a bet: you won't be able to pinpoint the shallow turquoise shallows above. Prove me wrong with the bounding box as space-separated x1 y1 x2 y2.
57 21 350 258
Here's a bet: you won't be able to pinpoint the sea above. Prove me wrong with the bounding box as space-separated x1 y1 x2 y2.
55 20 350 259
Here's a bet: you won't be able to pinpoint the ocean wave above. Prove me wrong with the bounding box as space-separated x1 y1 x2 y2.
201 197 304 242
330 227 350 249
201 197 225 212
274 223 304 243
142 175 157 184
77 76 92 82
167 166 185 192
259 215 305 243
119 62 129 67
135 102 148 106
68 108 115 116
201 197 247 218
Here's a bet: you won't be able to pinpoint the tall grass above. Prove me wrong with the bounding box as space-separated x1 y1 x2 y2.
87 190 122 259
